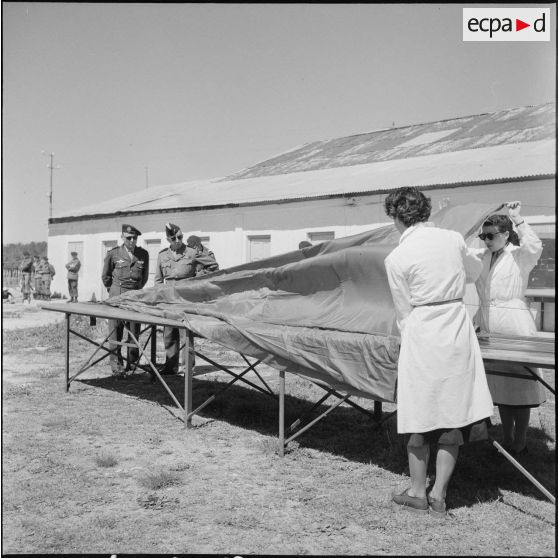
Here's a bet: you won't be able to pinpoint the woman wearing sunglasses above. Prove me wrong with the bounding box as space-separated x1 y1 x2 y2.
474 201 545 456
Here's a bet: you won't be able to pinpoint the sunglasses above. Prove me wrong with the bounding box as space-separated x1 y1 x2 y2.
478 232 502 241
124 235 137 240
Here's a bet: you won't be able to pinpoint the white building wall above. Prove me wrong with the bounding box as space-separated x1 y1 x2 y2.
47 178 555 303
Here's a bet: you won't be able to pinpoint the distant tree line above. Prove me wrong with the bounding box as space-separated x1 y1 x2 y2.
2 242 47 268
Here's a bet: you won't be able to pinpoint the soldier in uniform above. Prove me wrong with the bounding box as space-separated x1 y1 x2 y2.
186 235 220 276
65 251 81 302
19 251 34 303
101 224 149 375
32 256 42 299
155 224 217 374
40 256 56 300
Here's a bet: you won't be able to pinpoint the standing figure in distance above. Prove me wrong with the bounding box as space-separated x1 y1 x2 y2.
155 224 217 374
65 251 81 303
32 256 42 300
19 251 34 303
102 224 149 375
384 187 493 517
186 235 220 276
40 256 56 301
473 201 545 456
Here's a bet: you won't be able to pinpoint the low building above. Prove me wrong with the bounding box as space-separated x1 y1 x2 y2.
48 103 555 328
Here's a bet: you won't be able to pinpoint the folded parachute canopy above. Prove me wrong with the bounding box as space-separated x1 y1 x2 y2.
106 202 502 402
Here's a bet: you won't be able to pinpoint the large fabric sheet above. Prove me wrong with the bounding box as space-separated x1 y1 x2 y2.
105 202 502 402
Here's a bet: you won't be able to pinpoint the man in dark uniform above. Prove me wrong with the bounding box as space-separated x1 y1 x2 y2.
19 251 34 303
65 251 81 302
186 235 220 277
155 223 217 374
101 224 149 375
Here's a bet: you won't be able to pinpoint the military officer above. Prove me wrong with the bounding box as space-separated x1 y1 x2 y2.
154 223 217 374
40 256 56 300
101 224 149 375
65 251 81 302
186 235 220 276
19 251 34 303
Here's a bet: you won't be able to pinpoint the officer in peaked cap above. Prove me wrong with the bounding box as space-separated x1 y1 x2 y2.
101 223 149 376
154 223 217 374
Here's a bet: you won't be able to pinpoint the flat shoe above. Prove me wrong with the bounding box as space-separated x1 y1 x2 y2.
427 494 447 518
392 488 428 512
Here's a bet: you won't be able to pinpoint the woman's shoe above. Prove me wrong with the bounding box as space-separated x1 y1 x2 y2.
427 494 447 518
392 488 428 513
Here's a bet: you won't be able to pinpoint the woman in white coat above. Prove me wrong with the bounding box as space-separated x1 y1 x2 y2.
384 187 493 516
474 202 545 456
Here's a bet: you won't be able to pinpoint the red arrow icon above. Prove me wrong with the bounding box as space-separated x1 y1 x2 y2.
516 19 530 31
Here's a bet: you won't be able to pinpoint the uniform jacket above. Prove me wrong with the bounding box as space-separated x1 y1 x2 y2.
65 257 81 280
41 263 56 277
154 244 216 284
19 256 34 273
194 246 219 276
102 245 149 295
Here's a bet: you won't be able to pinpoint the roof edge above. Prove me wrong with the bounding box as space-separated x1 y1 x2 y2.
48 174 554 225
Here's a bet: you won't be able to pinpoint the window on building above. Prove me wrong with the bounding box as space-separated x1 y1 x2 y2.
145 239 162 286
308 231 335 244
100 240 118 301
248 235 270 262
67 242 84 276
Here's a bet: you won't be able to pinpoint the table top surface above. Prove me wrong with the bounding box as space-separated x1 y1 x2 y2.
42 302 555 369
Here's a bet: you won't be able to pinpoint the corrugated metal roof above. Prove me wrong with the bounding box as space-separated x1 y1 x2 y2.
53 104 555 221
224 103 555 179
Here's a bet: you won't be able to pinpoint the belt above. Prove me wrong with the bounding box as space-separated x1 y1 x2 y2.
413 298 463 308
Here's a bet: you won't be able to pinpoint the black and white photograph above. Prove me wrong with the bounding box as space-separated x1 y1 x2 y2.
2 3 555 555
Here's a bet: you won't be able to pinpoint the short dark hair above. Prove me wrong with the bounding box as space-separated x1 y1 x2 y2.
483 214 520 246
384 187 432 227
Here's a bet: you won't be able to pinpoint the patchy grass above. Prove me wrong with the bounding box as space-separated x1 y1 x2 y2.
94 452 119 468
2 322 555 555
137 470 182 491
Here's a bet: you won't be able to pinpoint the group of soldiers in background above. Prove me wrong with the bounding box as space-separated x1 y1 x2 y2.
18 252 56 302
102 222 219 377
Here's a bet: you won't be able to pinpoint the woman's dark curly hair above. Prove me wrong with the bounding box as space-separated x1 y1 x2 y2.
384 187 432 227
482 214 520 246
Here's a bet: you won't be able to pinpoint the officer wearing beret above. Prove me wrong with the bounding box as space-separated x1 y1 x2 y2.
65 251 81 303
154 223 217 374
102 224 149 375
19 251 34 303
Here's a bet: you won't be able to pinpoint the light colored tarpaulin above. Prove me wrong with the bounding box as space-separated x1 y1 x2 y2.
106 202 502 402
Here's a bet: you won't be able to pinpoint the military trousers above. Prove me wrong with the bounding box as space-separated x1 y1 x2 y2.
21 272 32 299
41 275 52 298
163 327 195 373
68 279 78 299
107 285 142 370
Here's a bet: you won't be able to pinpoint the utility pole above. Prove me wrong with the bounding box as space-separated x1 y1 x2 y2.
42 151 60 219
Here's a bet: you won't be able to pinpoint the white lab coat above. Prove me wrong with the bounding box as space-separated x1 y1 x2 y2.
385 223 494 434
472 222 545 406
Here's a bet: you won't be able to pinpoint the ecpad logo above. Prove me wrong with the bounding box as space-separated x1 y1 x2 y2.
463 8 550 41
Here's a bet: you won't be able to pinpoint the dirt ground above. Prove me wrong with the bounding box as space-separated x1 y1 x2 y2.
1 311 555 555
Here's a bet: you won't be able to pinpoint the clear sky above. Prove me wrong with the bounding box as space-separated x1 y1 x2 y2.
2 3 556 243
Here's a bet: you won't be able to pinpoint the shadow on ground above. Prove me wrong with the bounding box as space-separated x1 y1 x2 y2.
80 366 555 509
